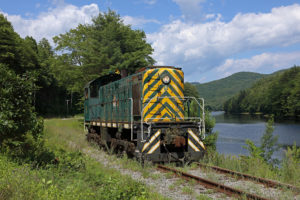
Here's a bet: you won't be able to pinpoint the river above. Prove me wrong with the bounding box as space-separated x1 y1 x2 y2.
211 111 300 160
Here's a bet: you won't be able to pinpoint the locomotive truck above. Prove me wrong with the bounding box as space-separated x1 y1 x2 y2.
84 66 206 163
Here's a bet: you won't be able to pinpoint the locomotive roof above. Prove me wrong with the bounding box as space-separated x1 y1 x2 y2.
136 66 182 72
85 66 182 88
85 73 121 88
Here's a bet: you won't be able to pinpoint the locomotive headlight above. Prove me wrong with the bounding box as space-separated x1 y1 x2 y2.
162 75 170 84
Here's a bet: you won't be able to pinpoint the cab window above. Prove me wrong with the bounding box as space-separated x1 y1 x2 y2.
90 84 99 98
85 88 89 99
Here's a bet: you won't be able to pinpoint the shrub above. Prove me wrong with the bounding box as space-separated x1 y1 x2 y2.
0 64 54 165
281 143 300 186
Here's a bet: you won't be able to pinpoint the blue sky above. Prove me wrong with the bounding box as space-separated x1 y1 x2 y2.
1 0 300 82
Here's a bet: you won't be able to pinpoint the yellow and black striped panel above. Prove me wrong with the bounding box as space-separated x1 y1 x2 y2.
142 68 184 122
142 129 161 154
187 128 205 152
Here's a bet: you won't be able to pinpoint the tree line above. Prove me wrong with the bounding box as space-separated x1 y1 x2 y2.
0 11 154 162
193 72 266 111
223 66 300 118
1 11 154 117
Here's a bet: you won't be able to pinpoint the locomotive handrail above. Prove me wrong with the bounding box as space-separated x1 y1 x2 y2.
141 96 205 142
198 98 205 139
129 98 133 141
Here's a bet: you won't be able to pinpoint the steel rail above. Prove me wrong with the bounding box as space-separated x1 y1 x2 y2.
197 163 300 193
157 164 270 200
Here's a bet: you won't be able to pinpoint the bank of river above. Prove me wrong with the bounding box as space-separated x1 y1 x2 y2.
212 111 300 160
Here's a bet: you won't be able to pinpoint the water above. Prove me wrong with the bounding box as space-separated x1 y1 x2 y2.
211 111 300 159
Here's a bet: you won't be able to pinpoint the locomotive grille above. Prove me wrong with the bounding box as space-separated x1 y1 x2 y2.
142 68 184 122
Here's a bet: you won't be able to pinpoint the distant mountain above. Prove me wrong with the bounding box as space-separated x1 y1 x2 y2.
224 66 300 118
192 72 267 110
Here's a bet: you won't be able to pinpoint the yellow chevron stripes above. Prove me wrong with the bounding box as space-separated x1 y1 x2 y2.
188 139 200 152
147 140 161 154
142 72 160 96
142 130 161 152
143 81 161 103
142 68 184 122
147 97 184 122
188 128 206 150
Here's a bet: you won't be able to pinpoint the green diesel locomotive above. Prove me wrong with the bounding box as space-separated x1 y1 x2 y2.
84 66 205 163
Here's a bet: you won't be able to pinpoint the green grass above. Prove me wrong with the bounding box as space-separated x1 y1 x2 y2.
196 194 213 200
44 118 88 151
201 150 300 188
0 118 167 200
181 186 194 195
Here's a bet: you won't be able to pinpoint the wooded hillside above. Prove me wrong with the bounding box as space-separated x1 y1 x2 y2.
224 66 300 118
193 72 266 110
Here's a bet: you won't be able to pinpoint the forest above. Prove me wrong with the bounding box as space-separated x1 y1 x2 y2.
223 66 300 118
193 72 265 110
0 11 154 117
0 10 156 161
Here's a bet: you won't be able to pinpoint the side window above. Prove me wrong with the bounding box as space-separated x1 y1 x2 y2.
90 84 99 98
85 88 89 99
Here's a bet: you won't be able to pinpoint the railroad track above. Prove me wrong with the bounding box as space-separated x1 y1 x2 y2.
157 164 271 200
197 162 300 193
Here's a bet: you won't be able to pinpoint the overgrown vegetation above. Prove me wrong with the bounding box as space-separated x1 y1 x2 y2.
0 151 164 200
224 66 300 118
193 72 266 110
244 116 280 166
0 14 55 165
0 12 164 200
202 117 300 187
0 118 166 200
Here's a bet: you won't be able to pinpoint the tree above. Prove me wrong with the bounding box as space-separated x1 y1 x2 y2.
53 10 155 95
0 14 21 72
0 16 54 163
35 38 70 116
0 64 45 161
243 116 280 167
184 82 199 98
260 116 280 165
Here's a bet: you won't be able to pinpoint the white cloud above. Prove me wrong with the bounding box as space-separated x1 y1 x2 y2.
143 0 157 5
216 51 300 77
1 3 99 43
122 16 160 27
173 0 206 21
148 4 300 79
205 13 221 21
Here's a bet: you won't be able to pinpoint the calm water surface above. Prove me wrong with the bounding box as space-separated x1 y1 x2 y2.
212 111 300 159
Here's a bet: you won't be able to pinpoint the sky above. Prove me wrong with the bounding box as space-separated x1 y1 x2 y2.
1 0 300 83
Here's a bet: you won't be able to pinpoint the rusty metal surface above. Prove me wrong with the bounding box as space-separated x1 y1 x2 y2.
173 136 186 147
157 164 270 200
197 163 300 193
132 83 141 115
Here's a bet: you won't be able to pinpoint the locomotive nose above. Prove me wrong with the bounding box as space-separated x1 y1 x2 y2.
140 127 205 162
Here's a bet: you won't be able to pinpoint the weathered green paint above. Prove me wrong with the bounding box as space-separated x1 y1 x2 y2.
84 71 144 123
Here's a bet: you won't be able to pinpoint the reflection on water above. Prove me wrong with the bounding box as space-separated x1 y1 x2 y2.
211 111 300 159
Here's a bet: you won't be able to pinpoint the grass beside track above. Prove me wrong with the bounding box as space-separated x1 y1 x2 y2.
0 118 166 200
